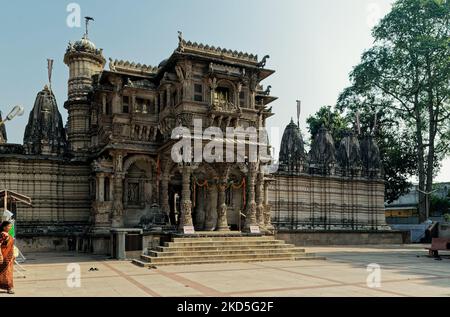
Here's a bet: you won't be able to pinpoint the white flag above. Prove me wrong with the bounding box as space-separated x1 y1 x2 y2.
47 59 54 88
296 100 301 123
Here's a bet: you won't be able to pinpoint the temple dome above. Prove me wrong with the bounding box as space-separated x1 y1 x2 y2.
360 135 382 171
309 125 336 166
336 131 361 169
23 85 67 156
73 35 96 51
279 118 306 172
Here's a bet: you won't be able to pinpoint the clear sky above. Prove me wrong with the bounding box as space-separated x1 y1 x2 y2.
0 0 448 182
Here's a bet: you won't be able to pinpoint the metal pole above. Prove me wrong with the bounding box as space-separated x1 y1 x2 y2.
4 190 7 212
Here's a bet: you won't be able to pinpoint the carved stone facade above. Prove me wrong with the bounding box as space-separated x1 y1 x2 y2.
0 31 389 253
0 31 277 242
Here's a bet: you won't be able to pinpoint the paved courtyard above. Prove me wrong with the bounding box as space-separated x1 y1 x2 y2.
2 244 450 297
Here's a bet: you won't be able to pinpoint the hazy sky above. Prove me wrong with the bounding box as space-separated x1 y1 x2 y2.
0 0 448 182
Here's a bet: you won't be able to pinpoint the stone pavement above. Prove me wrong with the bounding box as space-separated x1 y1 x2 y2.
2 244 450 297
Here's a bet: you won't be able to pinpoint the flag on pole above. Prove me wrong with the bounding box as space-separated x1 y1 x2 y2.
47 59 54 90
296 100 301 126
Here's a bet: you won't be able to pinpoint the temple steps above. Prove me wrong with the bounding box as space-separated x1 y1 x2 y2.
153 244 303 252
133 235 324 267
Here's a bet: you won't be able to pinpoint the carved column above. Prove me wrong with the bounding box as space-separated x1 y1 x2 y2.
160 173 170 222
179 165 194 230
98 174 105 202
244 162 258 230
204 183 218 231
112 152 124 228
264 179 274 230
102 93 107 114
159 91 164 110
194 186 206 230
112 173 125 228
131 94 136 113
216 180 230 231
256 170 265 229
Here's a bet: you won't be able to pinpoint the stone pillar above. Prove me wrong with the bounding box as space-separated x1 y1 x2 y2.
98 174 105 202
216 181 230 231
159 91 164 110
256 171 265 229
204 183 218 231
115 231 126 260
102 93 107 114
194 186 206 230
179 166 193 230
160 174 170 222
264 179 274 230
131 94 136 113
112 173 125 228
112 152 124 228
250 91 256 109
108 176 113 202
244 163 258 230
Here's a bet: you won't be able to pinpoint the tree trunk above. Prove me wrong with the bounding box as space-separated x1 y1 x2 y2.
425 58 438 221
414 94 427 223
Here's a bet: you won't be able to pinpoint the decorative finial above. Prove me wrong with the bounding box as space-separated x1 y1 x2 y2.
47 59 54 91
257 55 270 68
178 31 184 52
84 16 94 38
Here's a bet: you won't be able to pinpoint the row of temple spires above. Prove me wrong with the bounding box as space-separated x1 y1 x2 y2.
278 118 382 175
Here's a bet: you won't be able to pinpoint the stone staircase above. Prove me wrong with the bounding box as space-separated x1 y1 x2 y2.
132 234 324 267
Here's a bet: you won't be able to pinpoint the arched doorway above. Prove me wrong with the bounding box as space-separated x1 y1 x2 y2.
122 155 157 227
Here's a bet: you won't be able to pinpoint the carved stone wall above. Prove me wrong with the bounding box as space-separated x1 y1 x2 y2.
0 156 91 233
270 174 388 231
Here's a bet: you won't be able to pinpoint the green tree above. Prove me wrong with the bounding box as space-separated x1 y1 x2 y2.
306 106 350 146
337 0 450 220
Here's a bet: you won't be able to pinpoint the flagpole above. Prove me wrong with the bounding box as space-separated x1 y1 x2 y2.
296 100 301 128
47 59 54 91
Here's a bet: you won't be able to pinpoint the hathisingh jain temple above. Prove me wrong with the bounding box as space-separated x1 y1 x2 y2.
0 29 398 261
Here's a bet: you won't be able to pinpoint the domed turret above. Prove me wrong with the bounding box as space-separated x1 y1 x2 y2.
336 131 361 171
309 125 336 168
23 85 67 156
64 19 106 155
279 118 306 172
72 34 97 52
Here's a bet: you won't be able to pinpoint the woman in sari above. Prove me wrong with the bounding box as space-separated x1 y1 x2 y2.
0 221 15 294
